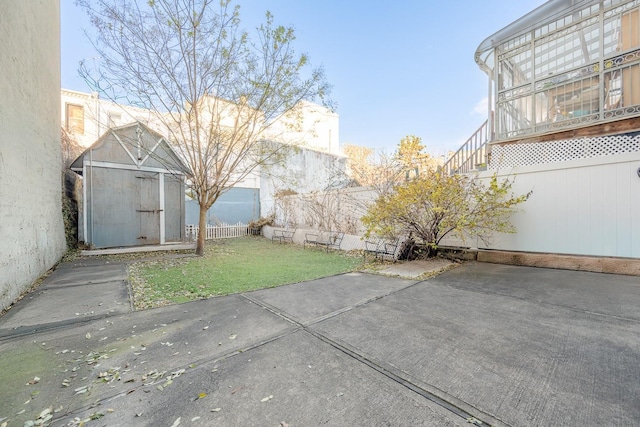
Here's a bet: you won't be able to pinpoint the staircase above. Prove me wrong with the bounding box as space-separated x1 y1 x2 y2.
442 119 490 176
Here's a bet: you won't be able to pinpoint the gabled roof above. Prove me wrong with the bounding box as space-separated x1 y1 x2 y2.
475 0 601 73
70 121 189 175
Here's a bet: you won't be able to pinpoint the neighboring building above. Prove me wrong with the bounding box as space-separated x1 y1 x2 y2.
70 123 188 248
444 0 640 258
62 89 343 227
61 89 158 148
0 1 66 311
61 89 340 155
265 100 340 154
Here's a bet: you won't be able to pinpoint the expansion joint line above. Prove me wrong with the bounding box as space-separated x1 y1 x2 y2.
240 293 510 427
304 327 509 427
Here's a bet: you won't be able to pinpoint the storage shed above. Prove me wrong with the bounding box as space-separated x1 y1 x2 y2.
71 122 188 248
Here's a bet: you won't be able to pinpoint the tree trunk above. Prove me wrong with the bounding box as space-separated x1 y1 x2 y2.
196 204 207 256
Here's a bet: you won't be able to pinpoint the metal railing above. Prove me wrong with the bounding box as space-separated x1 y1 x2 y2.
442 119 490 176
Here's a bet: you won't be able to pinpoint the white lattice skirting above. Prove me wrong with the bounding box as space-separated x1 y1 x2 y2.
490 132 640 169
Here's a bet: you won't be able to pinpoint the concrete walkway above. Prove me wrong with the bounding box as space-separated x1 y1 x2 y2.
1 259 640 426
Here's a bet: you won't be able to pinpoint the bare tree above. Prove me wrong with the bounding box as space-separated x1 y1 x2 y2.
77 0 331 254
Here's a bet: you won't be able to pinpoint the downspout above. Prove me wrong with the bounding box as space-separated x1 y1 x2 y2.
492 51 500 141
82 159 87 245
487 70 493 142
90 148 94 246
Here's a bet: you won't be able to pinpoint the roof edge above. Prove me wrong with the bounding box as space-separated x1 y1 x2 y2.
475 0 600 72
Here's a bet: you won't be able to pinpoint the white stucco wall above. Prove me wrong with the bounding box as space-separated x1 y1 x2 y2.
260 146 347 218
0 0 66 311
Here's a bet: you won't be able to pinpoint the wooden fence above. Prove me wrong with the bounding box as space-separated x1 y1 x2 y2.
185 222 249 240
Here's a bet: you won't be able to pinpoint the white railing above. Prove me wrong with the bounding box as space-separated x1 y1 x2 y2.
443 118 490 176
185 222 249 241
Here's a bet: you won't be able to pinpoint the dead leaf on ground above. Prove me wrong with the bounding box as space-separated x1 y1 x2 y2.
192 392 207 401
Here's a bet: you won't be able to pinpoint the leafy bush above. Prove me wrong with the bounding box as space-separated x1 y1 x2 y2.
362 170 531 256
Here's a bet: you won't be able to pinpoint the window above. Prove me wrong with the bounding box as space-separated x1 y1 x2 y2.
65 103 84 134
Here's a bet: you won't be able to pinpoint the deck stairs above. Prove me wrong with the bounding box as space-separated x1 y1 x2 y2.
442 119 491 175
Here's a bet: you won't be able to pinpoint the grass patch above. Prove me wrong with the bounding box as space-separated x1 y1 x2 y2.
130 236 365 309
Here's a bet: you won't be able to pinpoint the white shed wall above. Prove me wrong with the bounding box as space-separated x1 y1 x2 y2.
0 0 66 311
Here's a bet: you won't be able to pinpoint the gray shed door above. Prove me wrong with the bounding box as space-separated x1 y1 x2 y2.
137 172 160 244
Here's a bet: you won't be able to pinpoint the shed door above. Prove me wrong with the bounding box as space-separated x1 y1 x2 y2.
137 172 160 244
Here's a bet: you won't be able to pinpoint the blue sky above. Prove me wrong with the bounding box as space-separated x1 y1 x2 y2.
61 0 545 156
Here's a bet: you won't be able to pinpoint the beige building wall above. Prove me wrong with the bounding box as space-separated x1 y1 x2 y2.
61 89 157 147
0 0 66 312
62 90 339 155
266 100 339 155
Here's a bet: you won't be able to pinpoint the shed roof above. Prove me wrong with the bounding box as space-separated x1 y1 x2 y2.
70 121 189 175
475 0 601 73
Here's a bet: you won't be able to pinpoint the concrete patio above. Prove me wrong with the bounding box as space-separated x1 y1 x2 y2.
1 260 639 426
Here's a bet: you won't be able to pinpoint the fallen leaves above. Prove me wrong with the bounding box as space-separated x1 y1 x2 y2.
74 385 89 395
21 406 53 427
192 392 207 401
98 368 122 384
66 413 105 426
140 367 186 391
